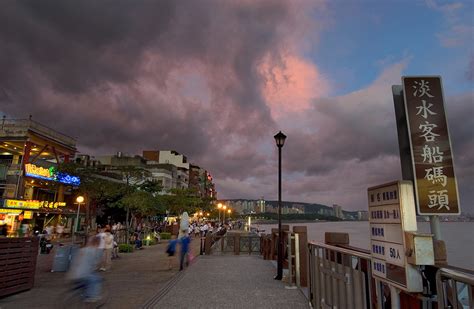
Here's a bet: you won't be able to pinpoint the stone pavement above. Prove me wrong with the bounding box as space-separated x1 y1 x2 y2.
0 237 201 309
144 255 310 309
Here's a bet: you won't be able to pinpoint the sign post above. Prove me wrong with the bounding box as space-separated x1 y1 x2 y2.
394 76 460 241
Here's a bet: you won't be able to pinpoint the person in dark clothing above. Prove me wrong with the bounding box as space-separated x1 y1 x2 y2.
166 238 178 270
179 234 191 271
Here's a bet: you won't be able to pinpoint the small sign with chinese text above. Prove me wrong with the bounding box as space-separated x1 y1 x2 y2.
402 76 460 215
368 181 422 292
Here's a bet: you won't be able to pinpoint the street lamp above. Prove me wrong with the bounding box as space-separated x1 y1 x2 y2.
223 205 227 223
217 203 223 223
274 130 286 280
74 196 85 243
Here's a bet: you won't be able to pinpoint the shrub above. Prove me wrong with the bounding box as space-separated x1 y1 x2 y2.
160 232 171 240
119 244 134 253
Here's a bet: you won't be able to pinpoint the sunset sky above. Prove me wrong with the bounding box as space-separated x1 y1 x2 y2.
0 0 472 212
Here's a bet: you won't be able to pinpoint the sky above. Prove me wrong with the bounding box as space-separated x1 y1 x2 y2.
0 0 473 212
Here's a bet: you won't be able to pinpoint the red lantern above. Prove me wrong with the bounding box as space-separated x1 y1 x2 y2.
18 214 24 221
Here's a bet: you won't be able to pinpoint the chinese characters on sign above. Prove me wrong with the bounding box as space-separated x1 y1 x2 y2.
402 76 460 215
368 181 422 292
4 199 66 209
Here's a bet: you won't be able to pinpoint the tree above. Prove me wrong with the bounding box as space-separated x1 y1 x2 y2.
57 162 127 230
161 188 201 215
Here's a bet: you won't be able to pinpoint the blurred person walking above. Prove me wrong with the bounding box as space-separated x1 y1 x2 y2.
67 236 103 302
179 233 191 271
166 238 178 270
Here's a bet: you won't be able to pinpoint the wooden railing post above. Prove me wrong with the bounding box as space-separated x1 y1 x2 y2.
235 234 240 255
293 226 308 287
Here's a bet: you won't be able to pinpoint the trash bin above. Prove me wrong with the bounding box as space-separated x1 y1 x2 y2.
51 245 74 272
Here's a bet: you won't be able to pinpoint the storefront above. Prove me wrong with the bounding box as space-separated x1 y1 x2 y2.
0 197 83 237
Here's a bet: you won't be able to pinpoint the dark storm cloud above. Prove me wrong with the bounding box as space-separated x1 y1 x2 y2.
0 0 307 170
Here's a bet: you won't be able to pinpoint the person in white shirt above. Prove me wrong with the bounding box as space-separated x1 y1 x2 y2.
201 223 209 236
99 226 114 271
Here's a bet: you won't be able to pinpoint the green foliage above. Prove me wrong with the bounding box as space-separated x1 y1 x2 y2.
57 163 213 225
138 180 163 195
118 244 134 253
120 191 156 216
160 232 172 240
161 188 202 215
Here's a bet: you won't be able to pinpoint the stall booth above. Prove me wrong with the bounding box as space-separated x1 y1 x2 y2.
0 198 82 238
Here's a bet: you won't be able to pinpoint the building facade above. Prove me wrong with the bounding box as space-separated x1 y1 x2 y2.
0 118 81 236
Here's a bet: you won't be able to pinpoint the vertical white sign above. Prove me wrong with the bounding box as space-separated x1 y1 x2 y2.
368 181 422 292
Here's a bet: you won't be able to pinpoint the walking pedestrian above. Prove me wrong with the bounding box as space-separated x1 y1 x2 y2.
100 227 114 271
166 238 178 270
179 233 191 271
67 236 103 302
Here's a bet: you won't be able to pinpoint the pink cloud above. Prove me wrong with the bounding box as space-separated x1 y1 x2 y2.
259 54 329 119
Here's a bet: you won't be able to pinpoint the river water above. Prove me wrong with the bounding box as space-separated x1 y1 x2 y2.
258 221 473 270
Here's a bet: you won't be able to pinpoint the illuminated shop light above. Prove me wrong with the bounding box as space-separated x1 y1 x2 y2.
24 163 81 186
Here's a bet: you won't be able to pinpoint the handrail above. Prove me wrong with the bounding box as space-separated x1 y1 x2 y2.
308 241 375 309
436 267 474 308
437 267 474 285
308 241 372 260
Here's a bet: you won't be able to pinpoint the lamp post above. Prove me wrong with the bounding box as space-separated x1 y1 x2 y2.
223 205 227 223
74 196 84 243
274 130 286 280
217 203 223 223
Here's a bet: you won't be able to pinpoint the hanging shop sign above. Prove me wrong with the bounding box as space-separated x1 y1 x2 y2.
0 208 23 215
24 163 81 186
402 76 460 215
4 199 41 209
4 199 66 209
23 211 33 219
368 181 424 292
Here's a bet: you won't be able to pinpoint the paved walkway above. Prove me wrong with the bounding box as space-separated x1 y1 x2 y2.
0 238 201 309
143 255 309 309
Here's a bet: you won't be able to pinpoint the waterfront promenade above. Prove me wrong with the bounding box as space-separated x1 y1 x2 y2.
143 255 309 308
0 237 308 308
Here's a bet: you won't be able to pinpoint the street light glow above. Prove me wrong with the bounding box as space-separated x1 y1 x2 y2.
76 196 84 203
217 203 222 209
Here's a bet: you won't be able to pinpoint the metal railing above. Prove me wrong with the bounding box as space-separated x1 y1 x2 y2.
211 233 261 255
308 242 374 309
436 267 474 309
